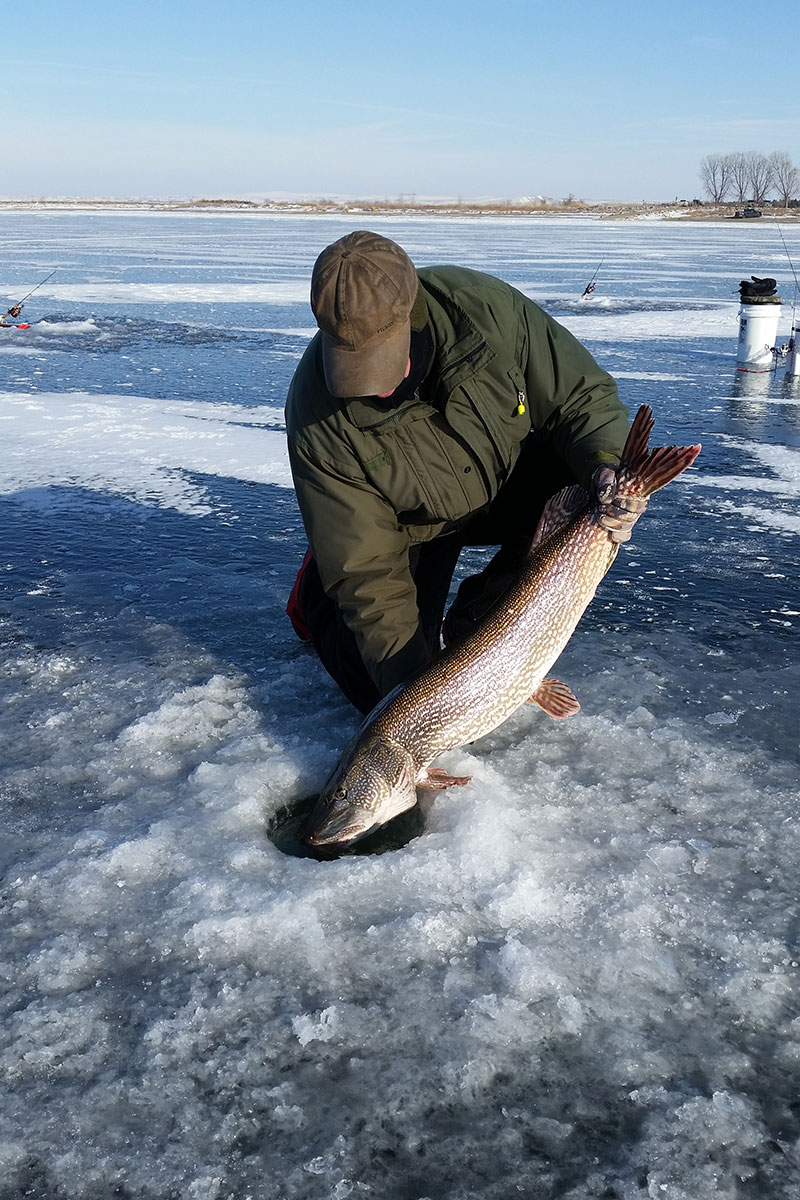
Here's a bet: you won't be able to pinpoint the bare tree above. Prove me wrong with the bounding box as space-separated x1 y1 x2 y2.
700 148 799 207
769 151 799 207
745 151 772 204
699 153 733 202
728 152 750 204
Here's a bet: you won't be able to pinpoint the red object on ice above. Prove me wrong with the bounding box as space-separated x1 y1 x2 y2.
286 548 313 642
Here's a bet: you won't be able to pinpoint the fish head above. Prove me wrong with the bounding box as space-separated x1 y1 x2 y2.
300 735 418 848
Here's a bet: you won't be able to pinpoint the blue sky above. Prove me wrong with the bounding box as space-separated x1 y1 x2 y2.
3 0 798 202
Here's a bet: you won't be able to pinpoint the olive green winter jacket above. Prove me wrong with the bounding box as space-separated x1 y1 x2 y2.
286 265 629 696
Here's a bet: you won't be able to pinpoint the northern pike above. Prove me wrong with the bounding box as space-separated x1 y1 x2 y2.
301 405 700 848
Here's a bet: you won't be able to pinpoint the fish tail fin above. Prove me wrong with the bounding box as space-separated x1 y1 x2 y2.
621 405 701 497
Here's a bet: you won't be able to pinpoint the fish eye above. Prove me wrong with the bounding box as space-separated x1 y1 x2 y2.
333 786 348 801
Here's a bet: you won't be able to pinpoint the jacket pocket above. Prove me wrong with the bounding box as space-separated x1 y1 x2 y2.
448 365 531 496
360 411 490 527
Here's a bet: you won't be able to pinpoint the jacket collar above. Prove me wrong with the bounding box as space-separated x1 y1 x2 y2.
344 277 496 430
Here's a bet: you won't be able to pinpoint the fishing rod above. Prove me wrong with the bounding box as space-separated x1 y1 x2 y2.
776 223 799 299
776 223 799 353
581 257 604 299
2 268 58 320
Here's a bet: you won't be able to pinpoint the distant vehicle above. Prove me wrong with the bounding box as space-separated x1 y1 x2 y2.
733 206 762 219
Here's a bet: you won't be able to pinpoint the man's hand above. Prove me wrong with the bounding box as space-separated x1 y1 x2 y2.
590 465 646 543
590 465 617 506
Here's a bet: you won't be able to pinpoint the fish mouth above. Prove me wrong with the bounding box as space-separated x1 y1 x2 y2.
299 810 372 848
303 823 370 849
268 794 426 860
307 830 367 849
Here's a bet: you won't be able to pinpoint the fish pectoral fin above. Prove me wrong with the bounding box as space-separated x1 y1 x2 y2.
527 678 581 719
419 767 472 791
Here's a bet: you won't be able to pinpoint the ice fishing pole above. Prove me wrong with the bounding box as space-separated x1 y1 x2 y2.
776 223 800 370
581 257 603 299
776 223 799 300
2 268 58 321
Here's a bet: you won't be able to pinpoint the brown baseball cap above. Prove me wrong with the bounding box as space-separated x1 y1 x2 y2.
310 230 418 397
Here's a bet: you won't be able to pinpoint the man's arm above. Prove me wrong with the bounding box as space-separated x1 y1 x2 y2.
519 298 629 487
289 437 430 696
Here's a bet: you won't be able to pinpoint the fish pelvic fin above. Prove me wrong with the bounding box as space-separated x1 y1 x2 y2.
621 404 702 498
531 484 588 548
526 678 581 718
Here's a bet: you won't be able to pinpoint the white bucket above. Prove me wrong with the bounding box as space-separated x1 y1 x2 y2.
737 302 781 371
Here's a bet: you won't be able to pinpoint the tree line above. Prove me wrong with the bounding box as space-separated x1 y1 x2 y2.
700 151 799 207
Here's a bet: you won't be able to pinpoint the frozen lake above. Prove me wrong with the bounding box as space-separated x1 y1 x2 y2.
1 210 799 1199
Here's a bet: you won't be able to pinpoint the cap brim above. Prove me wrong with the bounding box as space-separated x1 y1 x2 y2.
322 322 410 398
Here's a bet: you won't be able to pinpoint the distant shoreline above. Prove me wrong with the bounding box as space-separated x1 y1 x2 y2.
1 197 798 223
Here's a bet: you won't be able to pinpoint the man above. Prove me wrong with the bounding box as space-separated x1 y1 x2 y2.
285 230 631 714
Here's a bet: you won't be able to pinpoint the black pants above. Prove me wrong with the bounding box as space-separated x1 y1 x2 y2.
299 435 577 713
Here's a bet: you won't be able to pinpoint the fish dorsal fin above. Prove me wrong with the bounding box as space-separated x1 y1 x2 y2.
531 485 588 548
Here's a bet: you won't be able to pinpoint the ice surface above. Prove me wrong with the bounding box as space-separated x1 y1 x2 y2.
43 282 310 305
1 391 292 514
1 212 799 1199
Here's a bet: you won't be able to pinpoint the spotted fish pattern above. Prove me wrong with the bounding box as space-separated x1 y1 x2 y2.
302 406 701 847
